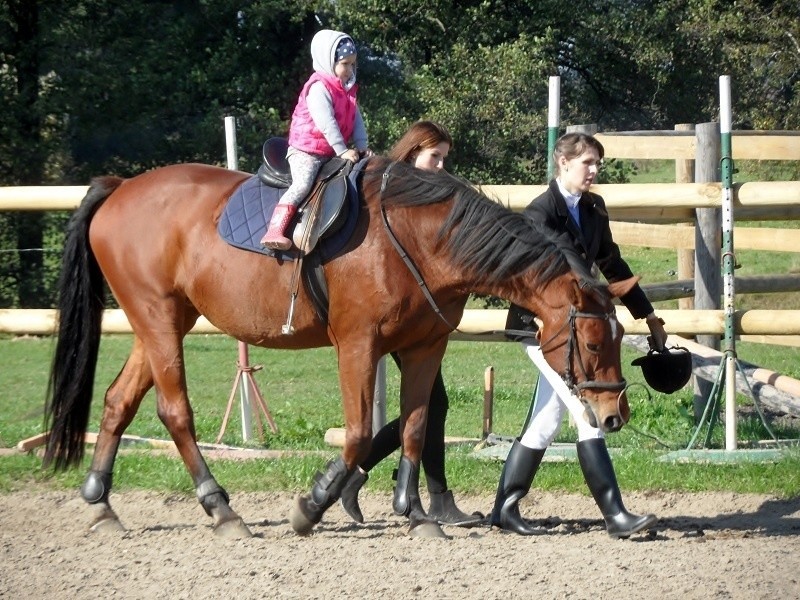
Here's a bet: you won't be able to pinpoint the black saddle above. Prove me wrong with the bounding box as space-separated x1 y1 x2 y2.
257 137 351 189
239 136 362 261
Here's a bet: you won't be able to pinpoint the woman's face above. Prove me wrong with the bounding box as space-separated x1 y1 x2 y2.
413 142 450 172
559 147 601 194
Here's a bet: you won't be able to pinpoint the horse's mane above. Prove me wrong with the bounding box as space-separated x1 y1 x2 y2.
365 158 596 287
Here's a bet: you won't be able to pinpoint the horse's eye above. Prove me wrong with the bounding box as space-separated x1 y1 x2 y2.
586 343 601 353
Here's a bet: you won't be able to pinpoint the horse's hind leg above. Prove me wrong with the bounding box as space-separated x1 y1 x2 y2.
81 336 153 532
140 326 251 539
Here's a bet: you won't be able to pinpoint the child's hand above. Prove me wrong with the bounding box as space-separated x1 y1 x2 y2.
340 149 360 162
360 148 374 158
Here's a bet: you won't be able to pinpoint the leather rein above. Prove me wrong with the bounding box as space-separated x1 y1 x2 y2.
377 161 627 395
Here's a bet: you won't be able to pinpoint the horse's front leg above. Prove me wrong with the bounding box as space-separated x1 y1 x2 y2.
289 345 376 536
394 341 449 538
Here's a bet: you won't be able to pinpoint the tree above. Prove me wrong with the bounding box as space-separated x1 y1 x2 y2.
0 1 322 307
0 0 53 306
37 1 323 180
0 0 797 307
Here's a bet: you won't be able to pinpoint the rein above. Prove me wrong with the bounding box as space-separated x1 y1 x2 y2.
379 162 459 332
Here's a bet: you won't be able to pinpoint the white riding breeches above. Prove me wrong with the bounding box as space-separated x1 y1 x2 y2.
518 341 604 450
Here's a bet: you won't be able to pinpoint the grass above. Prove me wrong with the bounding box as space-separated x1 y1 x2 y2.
1 333 799 498
626 158 800 184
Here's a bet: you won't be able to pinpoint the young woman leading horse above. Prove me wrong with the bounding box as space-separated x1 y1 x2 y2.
44 157 637 540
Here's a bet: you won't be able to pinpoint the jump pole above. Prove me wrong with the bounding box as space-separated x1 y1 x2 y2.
216 116 277 444
547 75 560 178
719 76 737 450
684 76 776 453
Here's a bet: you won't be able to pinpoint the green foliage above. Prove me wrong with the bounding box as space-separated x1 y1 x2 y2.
411 35 553 183
1 0 798 306
596 158 637 185
36 0 324 180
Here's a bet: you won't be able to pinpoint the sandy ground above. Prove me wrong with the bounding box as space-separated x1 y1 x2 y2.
1 486 798 599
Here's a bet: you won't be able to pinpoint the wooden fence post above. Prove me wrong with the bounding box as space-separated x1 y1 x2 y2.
693 122 722 421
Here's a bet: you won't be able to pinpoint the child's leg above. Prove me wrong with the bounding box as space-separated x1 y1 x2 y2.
261 152 323 250
281 152 324 208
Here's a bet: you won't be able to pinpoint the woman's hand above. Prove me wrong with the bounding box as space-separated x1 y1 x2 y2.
646 314 668 351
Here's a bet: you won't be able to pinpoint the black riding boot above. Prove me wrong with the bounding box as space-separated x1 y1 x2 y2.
427 490 483 527
577 438 657 539
339 468 368 523
489 439 546 536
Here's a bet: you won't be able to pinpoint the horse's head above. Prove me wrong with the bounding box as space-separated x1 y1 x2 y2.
535 274 638 433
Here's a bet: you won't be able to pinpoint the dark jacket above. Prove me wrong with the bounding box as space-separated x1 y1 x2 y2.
505 180 654 338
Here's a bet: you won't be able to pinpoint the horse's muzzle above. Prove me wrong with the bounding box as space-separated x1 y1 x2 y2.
580 395 627 433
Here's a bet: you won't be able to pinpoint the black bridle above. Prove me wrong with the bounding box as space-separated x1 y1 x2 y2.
537 305 628 396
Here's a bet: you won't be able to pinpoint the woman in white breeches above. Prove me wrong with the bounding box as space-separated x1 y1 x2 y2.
518 342 604 449
488 132 667 539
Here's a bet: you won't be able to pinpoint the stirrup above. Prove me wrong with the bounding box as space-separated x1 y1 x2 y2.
282 296 296 335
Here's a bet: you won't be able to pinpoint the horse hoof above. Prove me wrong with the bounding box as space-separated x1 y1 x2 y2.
409 520 448 539
214 517 252 539
89 517 126 534
289 494 316 536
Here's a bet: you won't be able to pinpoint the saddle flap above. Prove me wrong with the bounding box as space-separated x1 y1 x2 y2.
263 137 289 174
292 177 348 252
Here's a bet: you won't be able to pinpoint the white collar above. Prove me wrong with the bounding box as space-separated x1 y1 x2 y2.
556 179 582 209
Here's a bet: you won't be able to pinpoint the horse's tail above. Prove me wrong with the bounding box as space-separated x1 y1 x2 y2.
43 176 123 470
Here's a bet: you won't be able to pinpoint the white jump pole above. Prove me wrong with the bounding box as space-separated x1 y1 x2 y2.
719 76 737 450
224 116 254 441
547 75 561 179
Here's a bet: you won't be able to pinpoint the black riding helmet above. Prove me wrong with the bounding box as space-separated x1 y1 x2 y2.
631 346 693 394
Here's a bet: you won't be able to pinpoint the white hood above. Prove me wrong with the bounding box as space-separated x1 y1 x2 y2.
310 29 356 88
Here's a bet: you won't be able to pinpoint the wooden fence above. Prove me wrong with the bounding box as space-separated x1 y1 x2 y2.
1 126 798 341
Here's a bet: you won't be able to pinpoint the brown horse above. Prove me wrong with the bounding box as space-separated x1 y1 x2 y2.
44 157 637 539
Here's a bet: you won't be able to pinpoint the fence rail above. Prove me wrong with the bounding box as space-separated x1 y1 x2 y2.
595 129 800 160
2 126 798 342
3 308 800 338
4 180 800 222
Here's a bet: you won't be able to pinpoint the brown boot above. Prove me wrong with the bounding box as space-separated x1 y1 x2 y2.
260 203 297 250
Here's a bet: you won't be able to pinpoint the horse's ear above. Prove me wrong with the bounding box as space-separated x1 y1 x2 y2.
568 278 584 307
607 276 640 299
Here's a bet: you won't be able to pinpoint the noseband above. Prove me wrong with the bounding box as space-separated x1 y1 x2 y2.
538 305 627 396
